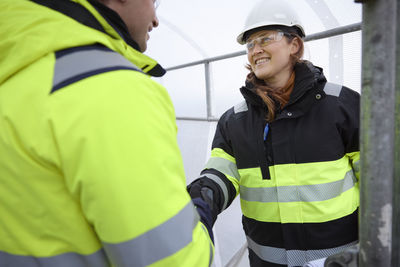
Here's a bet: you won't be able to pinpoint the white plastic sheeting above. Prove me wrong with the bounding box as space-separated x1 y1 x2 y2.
147 1 362 266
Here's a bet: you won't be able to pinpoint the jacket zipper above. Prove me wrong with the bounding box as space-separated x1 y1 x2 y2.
260 122 271 180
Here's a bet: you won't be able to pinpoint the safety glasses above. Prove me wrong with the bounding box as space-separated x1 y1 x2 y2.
246 31 288 52
153 0 161 9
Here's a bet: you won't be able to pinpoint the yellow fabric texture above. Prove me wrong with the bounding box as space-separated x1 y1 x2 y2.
0 0 213 265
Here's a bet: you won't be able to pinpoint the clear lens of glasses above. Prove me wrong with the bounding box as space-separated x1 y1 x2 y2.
246 31 285 52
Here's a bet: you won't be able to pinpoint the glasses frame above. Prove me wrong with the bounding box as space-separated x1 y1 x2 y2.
246 31 291 52
153 0 160 9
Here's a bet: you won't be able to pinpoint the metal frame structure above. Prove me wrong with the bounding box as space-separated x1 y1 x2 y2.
166 22 361 122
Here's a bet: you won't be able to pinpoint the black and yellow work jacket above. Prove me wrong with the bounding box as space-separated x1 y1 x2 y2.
0 0 213 266
198 61 360 267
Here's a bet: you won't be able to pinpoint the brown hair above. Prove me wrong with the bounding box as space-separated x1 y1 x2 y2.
246 33 304 122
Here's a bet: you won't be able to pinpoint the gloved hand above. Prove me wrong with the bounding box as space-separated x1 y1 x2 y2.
192 197 214 243
187 179 219 225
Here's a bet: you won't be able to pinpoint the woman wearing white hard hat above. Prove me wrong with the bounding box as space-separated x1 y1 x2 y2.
188 1 360 266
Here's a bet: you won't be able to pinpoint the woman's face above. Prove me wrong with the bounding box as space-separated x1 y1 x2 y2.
246 30 299 85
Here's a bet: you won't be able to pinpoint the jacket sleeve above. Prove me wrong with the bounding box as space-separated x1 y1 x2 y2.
49 70 214 267
338 86 360 180
188 111 239 220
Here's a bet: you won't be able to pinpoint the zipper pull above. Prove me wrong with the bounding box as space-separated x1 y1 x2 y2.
263 123 269 141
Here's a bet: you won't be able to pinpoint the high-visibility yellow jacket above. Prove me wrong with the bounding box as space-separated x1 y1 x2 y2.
192 62 360 267
0 0 213 266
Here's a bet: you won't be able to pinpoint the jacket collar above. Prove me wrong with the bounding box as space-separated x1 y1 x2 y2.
88 0 141 51
240 61 327 116
88 0 166 77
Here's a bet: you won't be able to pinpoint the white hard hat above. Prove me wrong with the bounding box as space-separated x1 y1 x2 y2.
237 0 306 44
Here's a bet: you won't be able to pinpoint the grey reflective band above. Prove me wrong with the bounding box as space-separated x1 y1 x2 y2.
205 157 240 181
240 169 357 203
247 236 357 266
234 101 248 113
103 201 200 267
353 160 360 174
0 249 109 267
323 82 342 97
203 173 229 210
53 48 139 91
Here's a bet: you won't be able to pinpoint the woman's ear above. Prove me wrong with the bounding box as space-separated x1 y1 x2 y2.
290 37 301 55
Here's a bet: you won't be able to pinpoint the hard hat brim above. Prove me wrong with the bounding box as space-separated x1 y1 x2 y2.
237 22 305 44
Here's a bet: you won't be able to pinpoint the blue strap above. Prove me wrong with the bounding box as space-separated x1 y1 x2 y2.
263 123 269 141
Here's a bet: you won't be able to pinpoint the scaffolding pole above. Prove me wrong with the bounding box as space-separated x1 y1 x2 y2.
359 0 399 266
391 1 400 266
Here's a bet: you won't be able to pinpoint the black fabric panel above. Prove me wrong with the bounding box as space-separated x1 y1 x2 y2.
30 0 105 33
227 105 266 169
211 109 235 157
248 249 287 267
337 87 360 154
243 216 285 248
304 209 358 250
243 209 358 250
146 63 166 77
272 97 346 165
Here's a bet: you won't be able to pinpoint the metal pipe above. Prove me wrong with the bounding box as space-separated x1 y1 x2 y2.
165 23 361 72
303 22 361 42
204 62 213 119
391 1 400 266
359 0 397 266
165 51 246 71
176 116 218 122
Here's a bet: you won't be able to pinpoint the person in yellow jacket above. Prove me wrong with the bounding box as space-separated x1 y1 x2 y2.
0 0 214 266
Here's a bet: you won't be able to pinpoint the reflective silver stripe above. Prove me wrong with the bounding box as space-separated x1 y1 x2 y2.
103 201 200 267
203 173 229 210
247 236 357 266
323 82 342 97
234 101 248 113
0 249 108 267
247 237 286 265
353 160 360 174
240 169 357 203
53 48 139 89
205 157 240 181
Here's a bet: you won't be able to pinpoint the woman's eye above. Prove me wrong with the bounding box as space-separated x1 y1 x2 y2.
261 37 273 44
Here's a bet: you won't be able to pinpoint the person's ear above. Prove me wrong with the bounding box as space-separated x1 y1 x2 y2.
290 37 301 55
